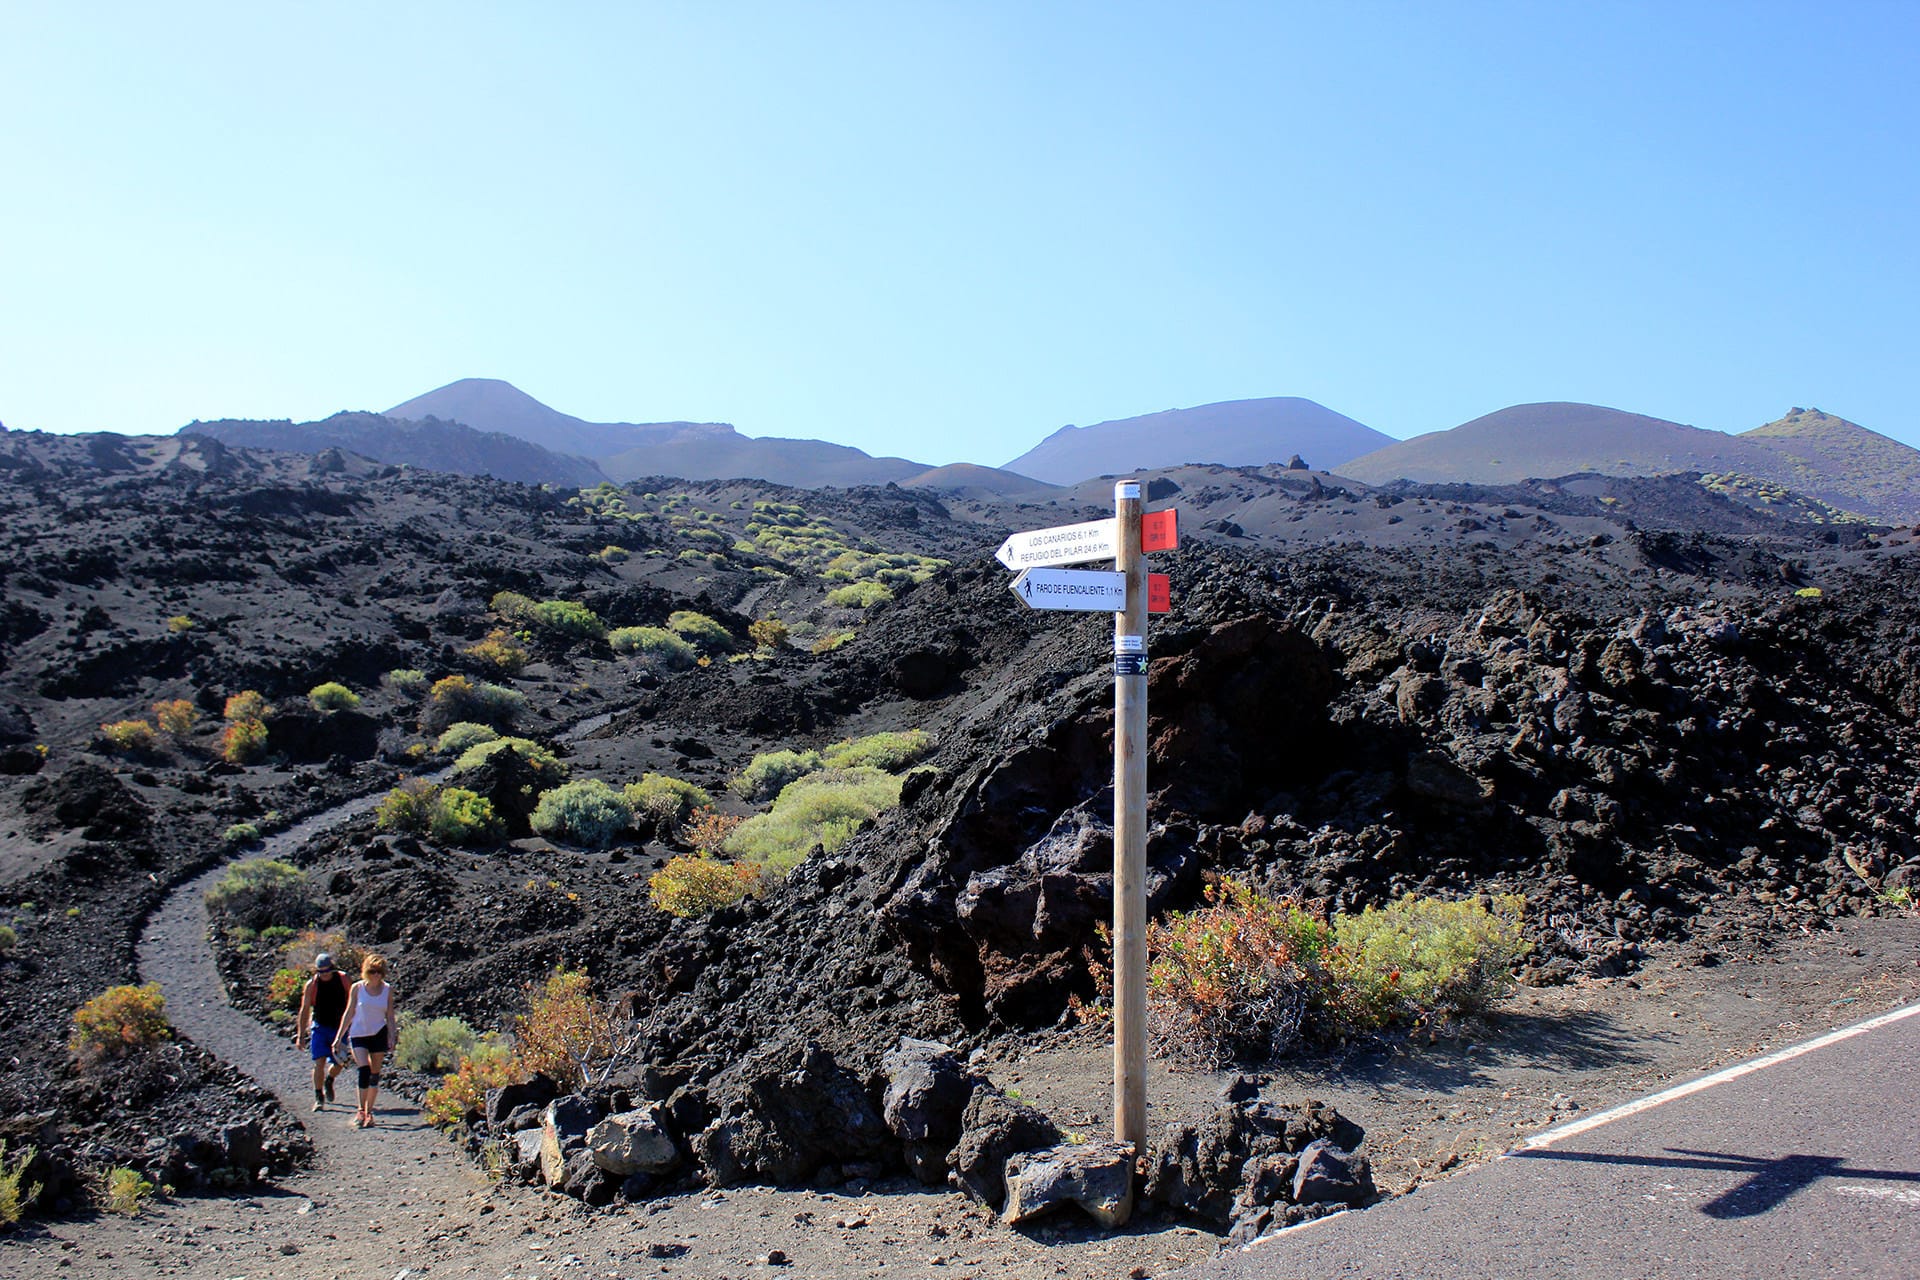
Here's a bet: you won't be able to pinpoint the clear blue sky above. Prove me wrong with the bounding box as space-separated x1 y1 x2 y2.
3 2 1915 464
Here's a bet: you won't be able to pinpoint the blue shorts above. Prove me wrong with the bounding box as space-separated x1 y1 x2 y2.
310 1024 340 1062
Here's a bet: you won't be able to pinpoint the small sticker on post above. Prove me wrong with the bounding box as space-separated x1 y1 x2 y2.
1116 481 1142 500
1115 634 1145 654
1114 653 1148 677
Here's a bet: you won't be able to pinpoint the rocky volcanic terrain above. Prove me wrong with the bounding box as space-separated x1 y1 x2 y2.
1 426 1917 1273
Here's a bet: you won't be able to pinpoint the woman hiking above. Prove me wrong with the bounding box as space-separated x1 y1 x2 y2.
291 952 349 1111
333 953 399 1128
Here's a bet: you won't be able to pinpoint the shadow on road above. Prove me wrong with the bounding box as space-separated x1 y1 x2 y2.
1511 1147 1920 1217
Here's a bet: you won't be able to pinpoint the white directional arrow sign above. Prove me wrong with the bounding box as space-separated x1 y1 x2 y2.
1010 567 1127 611
995 518 1118 570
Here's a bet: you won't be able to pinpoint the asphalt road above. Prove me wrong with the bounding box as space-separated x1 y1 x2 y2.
1184 1002 1920 1280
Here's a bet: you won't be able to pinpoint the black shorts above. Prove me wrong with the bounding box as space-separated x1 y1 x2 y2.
350 1029 389 1054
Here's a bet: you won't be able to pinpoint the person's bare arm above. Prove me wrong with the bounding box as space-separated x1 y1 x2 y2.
294 976 317 1044
333 984 360 1048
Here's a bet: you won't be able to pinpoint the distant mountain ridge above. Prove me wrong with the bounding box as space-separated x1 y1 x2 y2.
182 412 608 487
1004 397 1394 484
1341 402 1920 523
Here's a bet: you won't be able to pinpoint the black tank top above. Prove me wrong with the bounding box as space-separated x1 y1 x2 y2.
313 972 349 1028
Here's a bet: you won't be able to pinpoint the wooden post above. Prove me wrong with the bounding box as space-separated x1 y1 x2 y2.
1112 480 1148 1177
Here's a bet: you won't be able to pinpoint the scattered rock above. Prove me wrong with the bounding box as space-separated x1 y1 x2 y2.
948 1087 1064 1209
1001 1141 1135 1228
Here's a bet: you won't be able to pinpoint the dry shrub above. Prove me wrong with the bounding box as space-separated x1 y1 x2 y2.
683 807 742 856
102 1166 154 1215
513 969 625 1089
748 618 789 650
151 699 198 737
423 1041 520 1130
0 1140 41 1225
98 720 157 753
224 690 272 721
267 967 306 1012
649 855 760 917
466 628 529 673
221 717 268 763
70 983 170 1067
280 929 366 976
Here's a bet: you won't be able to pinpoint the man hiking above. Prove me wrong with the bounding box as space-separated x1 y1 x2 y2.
292 951 350 1110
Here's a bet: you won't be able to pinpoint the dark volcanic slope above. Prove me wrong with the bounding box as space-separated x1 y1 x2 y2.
1006 397 1392 485
6 425 1920 1213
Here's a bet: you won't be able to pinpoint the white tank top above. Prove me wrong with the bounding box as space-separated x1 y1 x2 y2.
349 982 392 1037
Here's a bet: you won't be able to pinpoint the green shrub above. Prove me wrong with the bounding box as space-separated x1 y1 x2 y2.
0 924 16 953
222 822 261 846
376 777 439 834
421 675 527 733
825 581 892 609
811 630 855 654
220 717 268 763
152 699 197 737
393 1012 484 1073
70 983 170 1066
267 967 306 1011
667 610 733 653
607 626 697 669
1328 893 1529 1031
822 729 934 772
165 614 194 634
724 767 904 873
729 749 823 801
623 773 712 832
530 780 633 848
384 668 429 695
203 859 312 930
489 590 538 626
1144 880 1530 1066
102 1166 154 1215
529 599 605 641
308 682 360 711
0 1139 41 1225
430 787 503 846
436 721 502 755
599 545 630 563
649 855 760 917
452 736 566 781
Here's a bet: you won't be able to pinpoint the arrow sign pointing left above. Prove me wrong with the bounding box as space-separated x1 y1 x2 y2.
1010 567 1127 611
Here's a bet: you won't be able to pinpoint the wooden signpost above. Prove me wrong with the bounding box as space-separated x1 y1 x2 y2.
1000 484 1179 1225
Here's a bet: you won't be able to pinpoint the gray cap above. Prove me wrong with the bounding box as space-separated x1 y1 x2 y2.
314 952 336 971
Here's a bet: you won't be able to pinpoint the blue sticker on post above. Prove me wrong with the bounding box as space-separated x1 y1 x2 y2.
1114 653 1148 677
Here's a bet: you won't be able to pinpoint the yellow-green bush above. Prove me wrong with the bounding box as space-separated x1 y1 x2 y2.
422 675 527 733
825 581 892 609
424 1040 520 1130
1328 893 1528 1030
729 749 823 801
102 1166 154 1215
308 682 360 711
384 668 429 695
623 773 711 832
748 618 790 651
608 625 697 669
667 610 733 653
452 736 565 780
204 858 312 930
393 1012 486 1073
649 855 760 917
822 729 934 771
724 767 904 873
435 721 501 755
1 1140 41 1225
70 983 170 1066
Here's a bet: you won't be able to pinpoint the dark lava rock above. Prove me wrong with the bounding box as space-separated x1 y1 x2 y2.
1290 1137 1374 1206
1145 1098 1361 1225
485 1074 559 1127
695 1039 893 1187
22 762 150 841
947 1086 1064 1210
881 1037 981 1185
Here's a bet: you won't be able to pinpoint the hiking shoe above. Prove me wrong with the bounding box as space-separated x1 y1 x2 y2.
324 1076 335 1103
312 1091 325 1112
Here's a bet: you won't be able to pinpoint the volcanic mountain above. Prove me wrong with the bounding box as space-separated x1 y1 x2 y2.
1341 402 1920 523
182 411 608 487
1003 397 1393 485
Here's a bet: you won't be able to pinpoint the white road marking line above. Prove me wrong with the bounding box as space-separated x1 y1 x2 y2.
1833 1185 1920 1207
1518 1000 1920 1152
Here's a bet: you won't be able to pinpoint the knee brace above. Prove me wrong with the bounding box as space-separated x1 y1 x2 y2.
368 1072 381 1088
358 1065 372 1090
